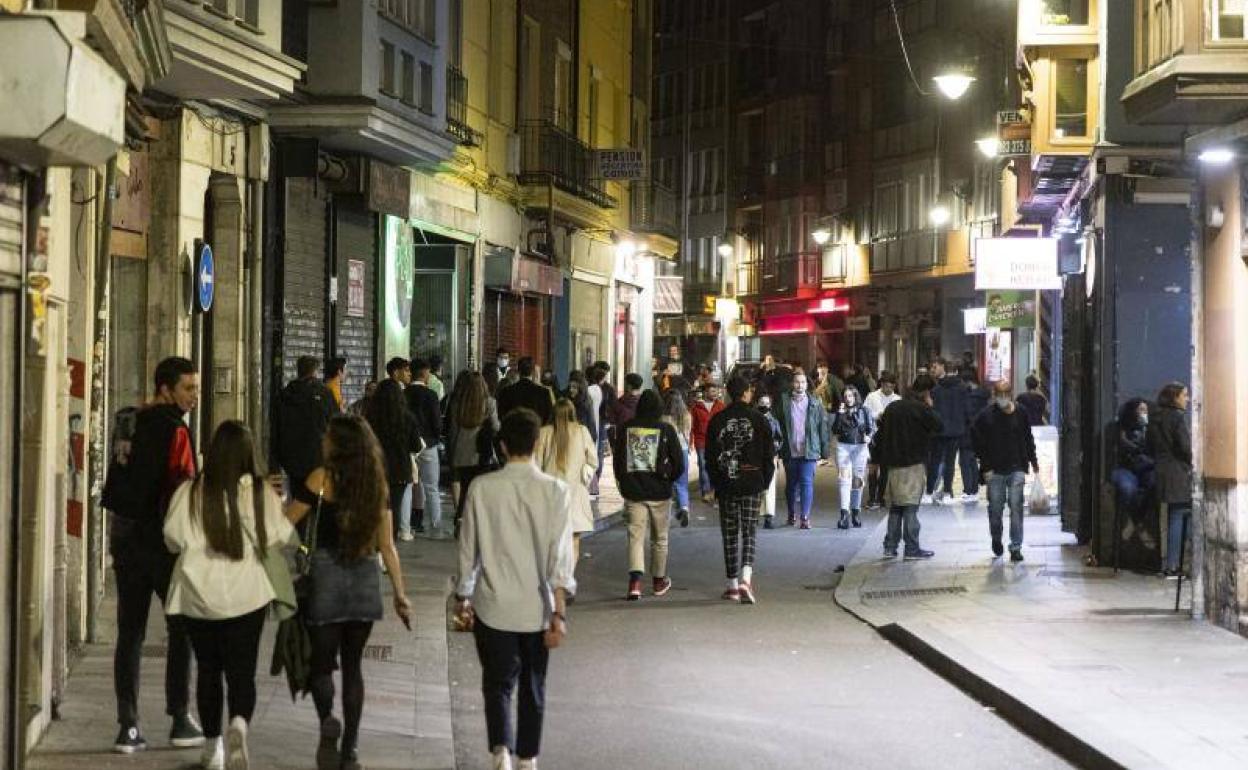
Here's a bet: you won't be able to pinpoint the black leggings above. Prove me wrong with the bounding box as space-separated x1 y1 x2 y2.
184 608 266 738
309 621 374 752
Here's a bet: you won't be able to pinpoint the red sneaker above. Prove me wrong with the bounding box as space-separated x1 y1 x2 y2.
721 587 741 602
653 576 672 596
738 581 756 604
626 576 642 601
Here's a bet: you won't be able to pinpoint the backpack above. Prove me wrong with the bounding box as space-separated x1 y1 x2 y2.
100 407 139 518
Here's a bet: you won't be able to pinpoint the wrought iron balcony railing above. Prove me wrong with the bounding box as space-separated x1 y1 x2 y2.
739 252 822 298
630 181 678 239
518 121 616 209
445 65 480 146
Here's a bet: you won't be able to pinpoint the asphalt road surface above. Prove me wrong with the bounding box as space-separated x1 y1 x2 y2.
448 470 1073 770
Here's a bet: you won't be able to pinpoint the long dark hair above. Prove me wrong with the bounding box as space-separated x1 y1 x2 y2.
1118 397 1148 428
323 415 388 559
365 379 408 452
195 420 266 560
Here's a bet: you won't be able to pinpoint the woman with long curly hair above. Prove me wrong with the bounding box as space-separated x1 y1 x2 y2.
449 372 499 529
285 415 412 770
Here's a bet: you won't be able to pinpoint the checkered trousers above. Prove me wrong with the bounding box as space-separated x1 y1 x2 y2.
718 492 764 580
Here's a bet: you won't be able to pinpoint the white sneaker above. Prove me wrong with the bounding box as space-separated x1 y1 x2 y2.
493 746 514 770
225 717 249 770
517 758 539 770
201 737 224 770
962 494 979 504
939 494 956 506
398 530 415 542
920 494 933 505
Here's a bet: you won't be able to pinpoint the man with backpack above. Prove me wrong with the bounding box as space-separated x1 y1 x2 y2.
101 357 205 753
275 355 339 500
613 390 686 601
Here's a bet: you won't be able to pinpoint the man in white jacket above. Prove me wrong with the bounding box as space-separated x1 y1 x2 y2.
455 408 574 770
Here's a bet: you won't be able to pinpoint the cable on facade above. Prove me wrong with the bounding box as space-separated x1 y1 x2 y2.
889 0 930 96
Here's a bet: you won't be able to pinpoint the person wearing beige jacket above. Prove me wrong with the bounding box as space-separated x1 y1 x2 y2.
534 398 599 594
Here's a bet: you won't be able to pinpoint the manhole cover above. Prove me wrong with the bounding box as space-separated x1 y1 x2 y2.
1038 569 1117 580
861 586 968 600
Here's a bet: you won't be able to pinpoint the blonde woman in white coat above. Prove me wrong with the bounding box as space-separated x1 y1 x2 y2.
535 398 598 596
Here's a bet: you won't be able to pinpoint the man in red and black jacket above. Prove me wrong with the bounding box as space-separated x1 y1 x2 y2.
101 356 204 753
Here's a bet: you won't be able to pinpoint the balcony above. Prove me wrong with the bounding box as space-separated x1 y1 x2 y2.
869 232 943 274
445 64 480 147
1123 0 1248 125
630 181 678 240
740 252 821 299
518 120 616 209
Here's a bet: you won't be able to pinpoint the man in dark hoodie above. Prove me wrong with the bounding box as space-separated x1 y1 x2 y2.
876 375 943 559
613 389 686 601
101 357 204 753
706 377 775 605
276 355 339 499
925 358 969 505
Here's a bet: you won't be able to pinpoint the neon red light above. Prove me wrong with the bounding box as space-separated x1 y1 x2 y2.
807 297 851 314
759 314 814 335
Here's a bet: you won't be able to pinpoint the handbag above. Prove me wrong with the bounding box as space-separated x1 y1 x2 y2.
293 485 322 589
240 480 299 622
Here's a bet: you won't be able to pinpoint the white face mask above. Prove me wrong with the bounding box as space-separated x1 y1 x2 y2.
995 397 1012 410
498 357 510 368
1138 413 1148 426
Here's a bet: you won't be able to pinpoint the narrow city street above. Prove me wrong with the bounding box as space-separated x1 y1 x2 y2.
448 471 1073 770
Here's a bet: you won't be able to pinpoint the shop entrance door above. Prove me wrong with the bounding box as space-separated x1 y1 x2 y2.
613 303 634 388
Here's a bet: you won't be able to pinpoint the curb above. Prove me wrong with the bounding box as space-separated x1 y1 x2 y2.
831 516 1164 770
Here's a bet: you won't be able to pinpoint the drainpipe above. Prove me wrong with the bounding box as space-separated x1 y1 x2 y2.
7 171 29 770
1188 175 1206 621
86 158 116 644
248 178 264 444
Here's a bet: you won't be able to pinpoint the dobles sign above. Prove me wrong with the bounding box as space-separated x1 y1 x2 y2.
974 237 1061 291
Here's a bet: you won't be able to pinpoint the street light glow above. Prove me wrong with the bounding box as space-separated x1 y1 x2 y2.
929 205 951 227
615 239 637 259
933 73 975 100
717 242 734 258
811 228 832 246
1199 148 1236 165
975 137 1000 158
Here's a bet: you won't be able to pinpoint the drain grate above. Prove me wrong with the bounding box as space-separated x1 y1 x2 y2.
861 586 967 600
362 644 393 661
1038 569 1117 580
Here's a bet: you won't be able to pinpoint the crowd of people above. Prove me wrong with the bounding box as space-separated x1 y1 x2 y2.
100 341 1189 770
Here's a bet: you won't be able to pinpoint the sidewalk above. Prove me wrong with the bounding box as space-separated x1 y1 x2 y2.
834 501 1248 770
28 537 460 770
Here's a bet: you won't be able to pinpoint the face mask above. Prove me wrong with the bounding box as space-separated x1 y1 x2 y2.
758 401 771 413
1138 413 1148 426
994 397 1012 410
498 358 510 368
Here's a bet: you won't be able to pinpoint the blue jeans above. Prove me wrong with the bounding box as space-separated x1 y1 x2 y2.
1166 503 1191 572
836 443 869 511
884 505 921 553
986 471 1026 551
696 447 713 496
785 458 818 521
672 462 690 512
390 482 413 535
416 446 442 531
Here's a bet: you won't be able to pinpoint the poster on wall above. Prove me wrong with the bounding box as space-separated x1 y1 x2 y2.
347 259 365 318
382 215 413 362
985 328 1012 384
975 237 1062 291
986 291 1036 328
963 307 987 335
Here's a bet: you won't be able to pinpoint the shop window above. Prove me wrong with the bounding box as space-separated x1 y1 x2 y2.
1053 58 1088 138
1040 0 1090 26
1214 0 1248 40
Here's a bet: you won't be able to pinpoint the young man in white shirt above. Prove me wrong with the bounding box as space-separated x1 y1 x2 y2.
863 372 902 509
455 408 574 770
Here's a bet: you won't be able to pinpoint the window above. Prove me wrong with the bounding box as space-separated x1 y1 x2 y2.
554 41 573 130
1053 58 1089 138
401 53 416 104
519 18 541 122
419 61 433 113
587 68 601 147
380 41 396 96
1215 0 1248 40
1040 0 1090 26
873 183 899 239
449 0 463 65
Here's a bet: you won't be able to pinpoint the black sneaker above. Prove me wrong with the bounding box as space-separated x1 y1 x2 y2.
318 716 342 769
339 746 362 770
114 724 147 754
883 547 899 558
169 712 205 748
837 510 850 529
991 539 1004 557
903 549 935 560
851 510 862 528
678 508 690 528
1010 549 1025 563
763 516 774 529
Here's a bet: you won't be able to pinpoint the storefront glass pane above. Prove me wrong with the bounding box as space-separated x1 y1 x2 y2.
1040 0 1089 25
1216 0 1247 39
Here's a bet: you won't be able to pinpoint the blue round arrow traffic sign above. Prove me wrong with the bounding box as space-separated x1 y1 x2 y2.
196 242 214 313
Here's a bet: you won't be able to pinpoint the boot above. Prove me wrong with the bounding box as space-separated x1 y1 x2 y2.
837 510 850 529
851 510 862 528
